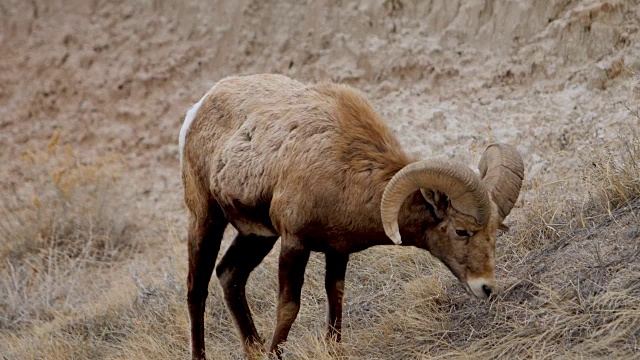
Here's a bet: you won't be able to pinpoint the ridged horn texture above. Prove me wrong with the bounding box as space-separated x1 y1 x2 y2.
478 143 525 220
381 160 491 244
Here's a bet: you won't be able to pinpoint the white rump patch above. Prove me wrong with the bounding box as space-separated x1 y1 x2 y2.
179 93 207 167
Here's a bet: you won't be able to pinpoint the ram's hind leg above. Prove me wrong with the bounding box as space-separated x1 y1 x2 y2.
187 201 228 360
216 234 278 358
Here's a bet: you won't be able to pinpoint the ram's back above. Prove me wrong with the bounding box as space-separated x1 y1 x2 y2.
183 74 411 238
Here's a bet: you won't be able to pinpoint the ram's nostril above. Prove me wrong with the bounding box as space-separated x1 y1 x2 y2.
482 284 492 297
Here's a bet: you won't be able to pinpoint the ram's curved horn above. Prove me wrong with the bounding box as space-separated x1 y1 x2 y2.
381 160 490 244
478 143 524 220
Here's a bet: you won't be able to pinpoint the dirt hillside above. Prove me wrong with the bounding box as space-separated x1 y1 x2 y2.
1 1 638 359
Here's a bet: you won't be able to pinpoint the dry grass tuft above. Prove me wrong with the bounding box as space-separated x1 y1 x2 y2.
584 120 640 215
0 132 139 330
508 116 640 255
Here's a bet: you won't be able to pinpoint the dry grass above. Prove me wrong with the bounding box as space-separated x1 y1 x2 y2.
1 125 639 359
585 120 640 215
0 132 139 331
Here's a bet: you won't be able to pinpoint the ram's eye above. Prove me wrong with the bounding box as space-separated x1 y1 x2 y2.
455 230 470 237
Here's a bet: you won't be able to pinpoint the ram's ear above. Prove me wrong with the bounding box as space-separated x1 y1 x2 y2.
420 189 448 220
498 223 510 232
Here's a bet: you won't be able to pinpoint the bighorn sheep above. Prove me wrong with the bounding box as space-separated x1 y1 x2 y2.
180 74 524 359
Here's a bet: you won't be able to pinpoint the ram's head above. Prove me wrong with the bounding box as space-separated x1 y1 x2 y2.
381 144 524 299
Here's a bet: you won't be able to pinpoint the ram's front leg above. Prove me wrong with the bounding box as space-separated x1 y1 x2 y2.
325 252 348 342
269 239 311 357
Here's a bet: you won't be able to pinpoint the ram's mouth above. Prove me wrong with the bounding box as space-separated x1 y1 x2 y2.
462 282 476 298
463 278 493 299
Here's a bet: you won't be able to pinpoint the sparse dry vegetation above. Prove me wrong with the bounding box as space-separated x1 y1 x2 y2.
2 1 640 359
0 133 139 332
